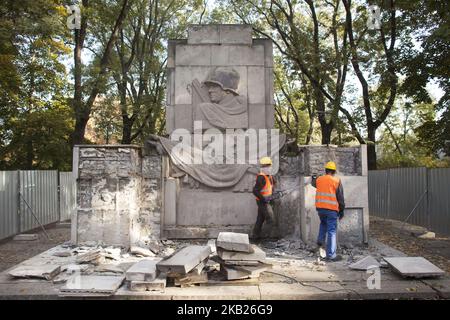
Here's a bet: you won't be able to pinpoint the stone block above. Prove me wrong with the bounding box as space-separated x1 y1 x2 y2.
176 45 211 66
174 104 193 131
177 189 257 226
248 104 266 129
9 265 61 280
174 66 210 105
156 245 211 274
125 259 160 282
265 67 274 104
216 232 251 253
384 257 446 278
166 68 175 106
164 178 177 225
188 25 220 44
80 147 105 158
229 45 265 66
219 25 252 44
247 66 265 104
217 244 266 261
60 275 125 295
129 275 167 292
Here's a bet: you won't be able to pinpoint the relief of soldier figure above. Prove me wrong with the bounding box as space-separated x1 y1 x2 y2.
193 67 248 129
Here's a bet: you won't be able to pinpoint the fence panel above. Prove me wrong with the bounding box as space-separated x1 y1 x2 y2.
59 172 76 222
19 170 59 233
428 168 450 236
368 170 389 218
0 171 19 240
369 167 450 236
388 167 428 227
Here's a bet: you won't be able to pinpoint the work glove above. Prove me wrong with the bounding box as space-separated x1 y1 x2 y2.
338 211 344 220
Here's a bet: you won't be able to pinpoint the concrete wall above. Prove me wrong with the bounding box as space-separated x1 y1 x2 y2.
72 145 162 248
73 144 368 246
300 145 369 245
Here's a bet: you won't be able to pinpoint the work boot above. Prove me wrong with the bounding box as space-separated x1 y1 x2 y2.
316 242 326 259
325 255 343 262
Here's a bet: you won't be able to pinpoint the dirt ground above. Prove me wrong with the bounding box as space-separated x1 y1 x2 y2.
369 216 450 273
0 224 70 272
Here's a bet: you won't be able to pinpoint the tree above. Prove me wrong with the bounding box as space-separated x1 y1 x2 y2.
0 0 74 170
227 0 352 145
71 0 133 146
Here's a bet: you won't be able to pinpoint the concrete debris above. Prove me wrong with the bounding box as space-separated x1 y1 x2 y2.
60 275 125 296
13 234 38 241
128 275 166 292
418 232 436 239
130 246 155 257
174 271 208 287
207 239 217 253
126 259 160 282
95 264 124 274
146 241 162 254
216 232 251 253
9 264 61 280
52 274 71 284
384 257 445 278
53 250 72 257
75 249 104 265
62 264 89 274
157 245 211 274
349 256 381 271
104 247 122 260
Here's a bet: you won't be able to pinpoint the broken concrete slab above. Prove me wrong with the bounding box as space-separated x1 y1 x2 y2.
13 234 38 241
60 275 125 295
126 259 160 282
221 265 251 280
75 249 103 264
130 246 155 257
217 244 266 261
384 257 445 278
216 232 251 253
129 275 167 292
233 262 272 278
8 265 61 280
349 256 381 271
157 245 211 274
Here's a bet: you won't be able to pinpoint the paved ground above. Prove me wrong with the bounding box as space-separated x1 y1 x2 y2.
369 216 450 273
0 221 448 299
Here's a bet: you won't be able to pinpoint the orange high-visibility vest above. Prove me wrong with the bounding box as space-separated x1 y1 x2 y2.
315 175 340 211
255 174 273 200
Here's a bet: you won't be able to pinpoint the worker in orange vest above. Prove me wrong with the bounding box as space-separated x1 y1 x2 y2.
311 161 345 262
252 156 275 240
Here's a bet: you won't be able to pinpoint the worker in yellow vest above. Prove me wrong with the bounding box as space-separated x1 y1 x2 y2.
252 157 275 240
311 161 345 262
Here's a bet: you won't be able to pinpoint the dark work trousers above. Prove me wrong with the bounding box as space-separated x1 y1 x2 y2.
252 200 275 238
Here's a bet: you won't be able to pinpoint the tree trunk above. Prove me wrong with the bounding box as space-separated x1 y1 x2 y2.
367 127 377 170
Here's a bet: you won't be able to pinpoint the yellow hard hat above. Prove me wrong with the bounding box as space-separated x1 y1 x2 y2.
260 157 272 165
325 161 337 171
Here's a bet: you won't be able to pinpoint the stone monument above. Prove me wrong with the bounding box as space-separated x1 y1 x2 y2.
72 25 369 248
